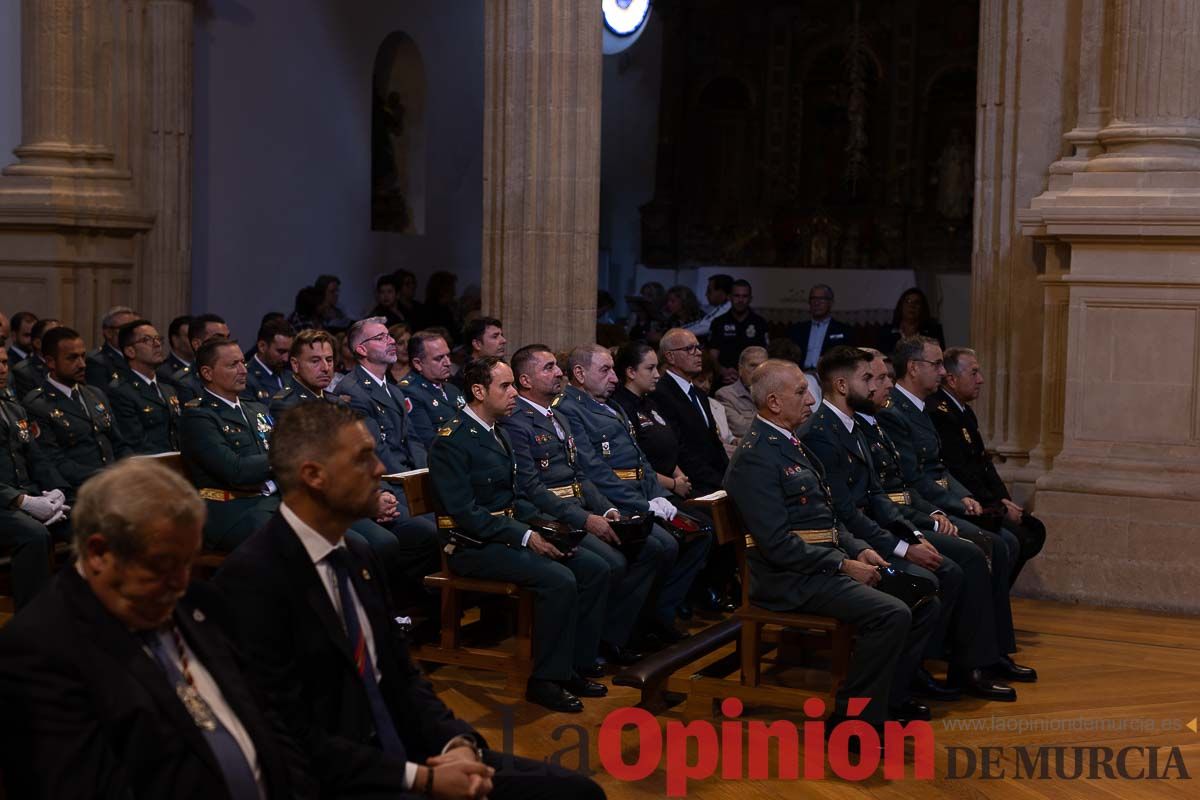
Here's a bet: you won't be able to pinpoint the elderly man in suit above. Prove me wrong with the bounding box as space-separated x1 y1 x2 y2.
725 359 937 728
930 347 1046 585
787 284 854 370
651 328 729 496
214 400 604 799
0 459 312 799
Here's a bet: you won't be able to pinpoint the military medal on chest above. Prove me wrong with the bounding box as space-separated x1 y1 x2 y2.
16 418 31 443
255 412 273 449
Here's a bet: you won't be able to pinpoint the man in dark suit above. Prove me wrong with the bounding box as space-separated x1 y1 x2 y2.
215 401 604 799
109 318 182 454
0 458 310 799
932 347 1046 585
85 304 138 389
724 359 937 729
651 327 729 496
10 317 60 400
787 284 854 370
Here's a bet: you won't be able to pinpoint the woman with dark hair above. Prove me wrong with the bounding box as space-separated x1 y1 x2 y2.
423 271 460 345
663 285 703 329
612 342 734 615
877 286 946 355
386 323 412 384
392 268 425 329
288 285 324 332
610 342 694 499
313 274 351 331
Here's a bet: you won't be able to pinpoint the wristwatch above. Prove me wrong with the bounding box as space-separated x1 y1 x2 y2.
443 734 484 762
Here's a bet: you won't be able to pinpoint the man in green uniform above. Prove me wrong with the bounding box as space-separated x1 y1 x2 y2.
85 305 138 389
724 359 938 729
397 331 464 449
0 347 70 608
243 318 294 404
24 327 130 492
10 318 60 400
179 337 278 551
109 319 181 454
170 313 230 401
428 356 611 713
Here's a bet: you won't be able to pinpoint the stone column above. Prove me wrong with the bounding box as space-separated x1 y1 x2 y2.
1091 0 1200 171
481 0 603 352
1020 0 1200 612
970 0 1071 496
138 0 194 327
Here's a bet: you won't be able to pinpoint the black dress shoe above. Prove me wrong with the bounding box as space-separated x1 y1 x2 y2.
952 669 1017 702
525 679 584 713
579 660 607 679
986 655 1038 683
560 675 608 698
600 641 645 666
888 699 931 723
910 667 963 701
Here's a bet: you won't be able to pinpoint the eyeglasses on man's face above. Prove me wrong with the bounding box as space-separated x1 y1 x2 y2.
360 331 394 346
133 335 163 346
669 343 703 354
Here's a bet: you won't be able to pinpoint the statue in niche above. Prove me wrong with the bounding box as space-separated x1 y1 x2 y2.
372 90 411 231
934 127 973 220
371 32 426 234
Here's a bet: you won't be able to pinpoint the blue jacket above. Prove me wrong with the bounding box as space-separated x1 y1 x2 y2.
336 365 426 474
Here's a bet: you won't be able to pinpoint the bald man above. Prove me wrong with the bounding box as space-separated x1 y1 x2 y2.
725 359 938 729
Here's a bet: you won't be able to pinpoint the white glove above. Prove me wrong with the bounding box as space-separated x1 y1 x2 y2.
43 507 68 527
20 494 58 522
648 497 678 521
44 489 66 508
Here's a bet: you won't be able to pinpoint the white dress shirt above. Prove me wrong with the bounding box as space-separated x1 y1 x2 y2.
805 318 831 368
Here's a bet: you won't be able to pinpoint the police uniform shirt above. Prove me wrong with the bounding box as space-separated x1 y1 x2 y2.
708 309 770 368
610 385 679 478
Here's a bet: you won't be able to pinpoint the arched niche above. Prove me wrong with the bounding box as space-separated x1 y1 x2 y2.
371 32 426 234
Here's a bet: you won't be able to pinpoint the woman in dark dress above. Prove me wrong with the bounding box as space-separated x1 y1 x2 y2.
611 342 694 499
877 286 946 355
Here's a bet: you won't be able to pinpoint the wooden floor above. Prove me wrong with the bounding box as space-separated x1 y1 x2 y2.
427 598 1200 799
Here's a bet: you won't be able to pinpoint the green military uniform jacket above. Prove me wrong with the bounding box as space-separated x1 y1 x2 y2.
397 371 465 450
725 416 871 612
427 414 555 548
10 355 48 401
109 371 182 454
171 366 205 403
855 411 945 530
0 394 69 508
179 392 273 494
268 381 339 419
877 387 973 516
23 382 128 489
242 355 292 405
85 344 131 390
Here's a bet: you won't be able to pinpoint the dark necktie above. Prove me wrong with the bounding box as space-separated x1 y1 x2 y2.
70 386 86 411
139 629 261 800
325 549 404 756
687 385 709 426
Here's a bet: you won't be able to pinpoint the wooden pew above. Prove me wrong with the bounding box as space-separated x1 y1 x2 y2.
393 469 535 693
